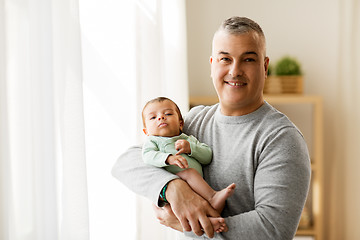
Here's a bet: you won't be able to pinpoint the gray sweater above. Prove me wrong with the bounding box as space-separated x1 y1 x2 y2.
112 102 311 240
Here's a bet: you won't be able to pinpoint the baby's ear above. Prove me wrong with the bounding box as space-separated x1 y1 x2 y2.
179 120 184 131
143 128 148 135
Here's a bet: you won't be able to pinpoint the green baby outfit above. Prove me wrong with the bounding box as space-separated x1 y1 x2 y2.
142 133 212 176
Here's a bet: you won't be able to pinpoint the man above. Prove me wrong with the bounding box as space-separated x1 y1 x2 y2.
112 16 311 239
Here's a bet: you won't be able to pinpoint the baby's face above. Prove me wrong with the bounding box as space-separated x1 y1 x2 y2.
143 100 183 137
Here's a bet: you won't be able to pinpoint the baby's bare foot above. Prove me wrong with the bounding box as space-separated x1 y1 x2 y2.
209 217 228 233
210 183 236 213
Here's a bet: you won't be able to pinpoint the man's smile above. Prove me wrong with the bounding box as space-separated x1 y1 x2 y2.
224 81 247 87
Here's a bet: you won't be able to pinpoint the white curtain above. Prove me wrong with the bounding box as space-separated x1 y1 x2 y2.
135 0 189 115
80 0 188 239
331 0 360 239
135 1 189 238
0 0 89 240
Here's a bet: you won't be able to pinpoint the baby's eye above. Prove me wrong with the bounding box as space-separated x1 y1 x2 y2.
165 113 173 116
150 116 156 120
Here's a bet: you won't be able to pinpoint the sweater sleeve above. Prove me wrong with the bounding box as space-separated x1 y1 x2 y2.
111 145 179 206
222 127 311 239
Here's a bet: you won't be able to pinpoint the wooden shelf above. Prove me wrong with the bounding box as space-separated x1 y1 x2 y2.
297 228 316 236
189 96 218 107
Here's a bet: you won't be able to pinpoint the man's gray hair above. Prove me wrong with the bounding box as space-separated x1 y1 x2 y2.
216 16 267 55
219 16 265 38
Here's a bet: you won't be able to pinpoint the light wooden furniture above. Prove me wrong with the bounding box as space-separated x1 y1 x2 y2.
189 95 324 240
264 76 304 94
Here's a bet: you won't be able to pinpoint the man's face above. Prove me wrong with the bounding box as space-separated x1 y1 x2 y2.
142 100 183 137
210 30 269 116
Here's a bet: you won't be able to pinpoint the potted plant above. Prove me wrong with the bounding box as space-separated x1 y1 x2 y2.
274 56 302 76
264 56 303 94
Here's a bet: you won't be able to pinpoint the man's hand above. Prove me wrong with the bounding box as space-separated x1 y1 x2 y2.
175 140 191 155
166 179 220 238
152 204 183 232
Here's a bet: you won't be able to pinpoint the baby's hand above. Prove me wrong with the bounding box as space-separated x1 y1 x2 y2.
175 140 191 155
166 155 189 169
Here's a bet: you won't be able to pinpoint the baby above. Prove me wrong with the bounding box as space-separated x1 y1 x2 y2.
141 97 236 233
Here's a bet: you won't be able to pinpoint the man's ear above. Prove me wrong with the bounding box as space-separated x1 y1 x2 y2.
264 57 270 78
209 56 214 78
143 128 148 136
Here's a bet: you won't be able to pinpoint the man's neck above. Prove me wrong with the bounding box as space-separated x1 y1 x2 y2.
219 99 265 116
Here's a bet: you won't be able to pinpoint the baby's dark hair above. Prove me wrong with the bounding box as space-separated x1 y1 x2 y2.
142 97 183 127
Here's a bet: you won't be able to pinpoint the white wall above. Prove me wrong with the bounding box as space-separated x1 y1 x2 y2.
185 0 343 239
186 0 339 99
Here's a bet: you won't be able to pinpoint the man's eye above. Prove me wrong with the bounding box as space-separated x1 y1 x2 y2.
245 58 255 62
220 57 231 62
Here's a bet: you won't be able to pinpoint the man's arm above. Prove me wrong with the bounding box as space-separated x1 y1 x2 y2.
111 145 178 206
112 145 220 238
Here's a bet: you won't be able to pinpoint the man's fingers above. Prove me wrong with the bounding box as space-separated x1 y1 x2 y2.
206 203 221 218
166 179 217 237
188 218 204 236
154 204 214 238
176 207 203 234
178 216 191 232
199 216 215 238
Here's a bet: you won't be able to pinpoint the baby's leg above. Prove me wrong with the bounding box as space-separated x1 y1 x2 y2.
176 168 236 213
210 183 236 213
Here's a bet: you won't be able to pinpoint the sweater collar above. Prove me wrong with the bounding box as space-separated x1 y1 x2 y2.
215 102 271 124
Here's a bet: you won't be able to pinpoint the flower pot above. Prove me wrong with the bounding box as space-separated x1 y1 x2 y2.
264 75 303 94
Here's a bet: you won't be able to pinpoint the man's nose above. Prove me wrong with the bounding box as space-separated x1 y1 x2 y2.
229 62 242 77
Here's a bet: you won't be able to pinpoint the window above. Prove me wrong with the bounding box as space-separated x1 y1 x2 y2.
79 1 137 239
